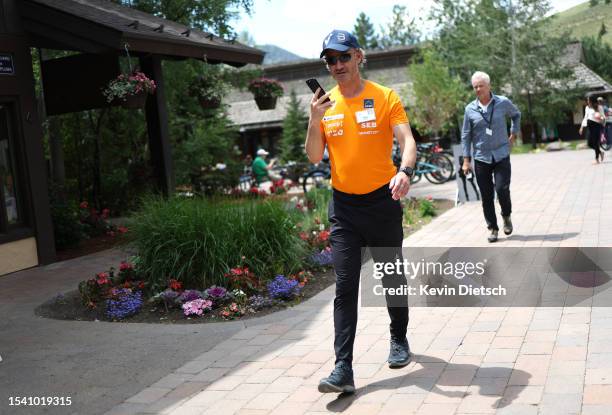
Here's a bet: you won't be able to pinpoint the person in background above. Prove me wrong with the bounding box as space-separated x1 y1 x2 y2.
251 148 280 183
598 97 612 148
461 71 521 243
580 96 605 163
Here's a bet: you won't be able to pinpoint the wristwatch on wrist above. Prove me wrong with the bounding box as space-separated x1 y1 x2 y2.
399 166 414 178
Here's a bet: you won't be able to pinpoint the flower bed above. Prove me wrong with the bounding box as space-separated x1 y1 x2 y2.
38 190 449 323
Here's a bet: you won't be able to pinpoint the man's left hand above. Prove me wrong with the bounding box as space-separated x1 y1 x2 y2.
389 172 411 200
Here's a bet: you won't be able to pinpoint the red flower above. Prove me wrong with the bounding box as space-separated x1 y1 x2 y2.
318 230 330 242
426 195 433 201
101 208 110 218
138 281 145 289
299 232 309 241
169 279 182 291
117 226 128 234
79 201 89 209
119 261 133 271
230 267 244 275
96 272 110 285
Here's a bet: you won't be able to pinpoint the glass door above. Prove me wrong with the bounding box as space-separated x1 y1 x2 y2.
0 103 23 231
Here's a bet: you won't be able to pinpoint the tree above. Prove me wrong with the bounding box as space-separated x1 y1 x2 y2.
379 5 421 48
237 30 257 46
598 22 607 40
430 0 581 142
582 36 612 84
280 90 308 164
590 0 599 6
353 12 379 49
406 50 468 139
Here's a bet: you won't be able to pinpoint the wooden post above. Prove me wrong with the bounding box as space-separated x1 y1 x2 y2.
139 55 174 196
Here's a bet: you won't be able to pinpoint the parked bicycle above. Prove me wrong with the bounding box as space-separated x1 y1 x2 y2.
393 142 454 184
302 157 331 194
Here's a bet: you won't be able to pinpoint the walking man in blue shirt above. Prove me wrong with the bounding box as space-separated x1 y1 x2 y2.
461 71 521 243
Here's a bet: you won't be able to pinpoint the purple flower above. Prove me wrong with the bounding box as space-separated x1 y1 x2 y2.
176 289 203 304
160 289 179 301
205 285 227 300
267 275 301 300
106 289 143 320
311 247 333 266
248 295 274 310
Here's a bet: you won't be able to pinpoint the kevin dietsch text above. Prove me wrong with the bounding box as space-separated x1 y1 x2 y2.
373 284 507 297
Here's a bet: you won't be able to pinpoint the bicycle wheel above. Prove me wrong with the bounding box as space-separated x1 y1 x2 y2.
424 153 453 184
410 171 422 184
302 170 330 193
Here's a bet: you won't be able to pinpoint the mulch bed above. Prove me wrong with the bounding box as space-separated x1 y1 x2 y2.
35 267 336 324
55 233 129 262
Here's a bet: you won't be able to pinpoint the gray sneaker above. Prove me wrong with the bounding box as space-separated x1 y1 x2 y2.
488 229 498 243
318 360 355 394
502 215 513 235
388 336 412 368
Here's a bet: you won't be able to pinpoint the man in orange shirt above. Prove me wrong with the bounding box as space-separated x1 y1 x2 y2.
305 29 417 394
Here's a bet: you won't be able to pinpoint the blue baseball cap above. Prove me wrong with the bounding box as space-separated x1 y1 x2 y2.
320 29 362 58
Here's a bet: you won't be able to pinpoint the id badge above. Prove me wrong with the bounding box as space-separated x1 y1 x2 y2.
485 128 493 136
356 108 376 123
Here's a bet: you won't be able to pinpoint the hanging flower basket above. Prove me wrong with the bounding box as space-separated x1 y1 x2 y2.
120 92 148 109
103 71 157 110
248 78 284 111
189 66 229 111
254 96 278 110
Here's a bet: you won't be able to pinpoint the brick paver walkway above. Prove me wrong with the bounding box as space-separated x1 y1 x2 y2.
105 149 612 415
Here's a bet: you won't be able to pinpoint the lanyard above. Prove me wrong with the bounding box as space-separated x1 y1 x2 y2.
477 99 495 127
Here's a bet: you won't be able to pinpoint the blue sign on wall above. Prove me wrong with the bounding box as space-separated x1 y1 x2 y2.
0 54 15 75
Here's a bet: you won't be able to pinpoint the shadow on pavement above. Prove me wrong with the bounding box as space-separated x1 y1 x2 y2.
324 355 530 412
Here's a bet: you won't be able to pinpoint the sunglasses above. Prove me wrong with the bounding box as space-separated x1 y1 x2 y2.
323 53 353 66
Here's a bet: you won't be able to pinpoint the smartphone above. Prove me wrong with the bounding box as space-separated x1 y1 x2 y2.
306 78 330 103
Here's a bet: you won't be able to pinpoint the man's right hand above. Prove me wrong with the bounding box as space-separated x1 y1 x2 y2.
462 160 472 175
309 88 333 121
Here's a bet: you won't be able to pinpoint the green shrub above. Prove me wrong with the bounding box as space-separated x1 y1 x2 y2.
419 199 437 217
48 184 84 249
303 187 332 230
128 196 308 292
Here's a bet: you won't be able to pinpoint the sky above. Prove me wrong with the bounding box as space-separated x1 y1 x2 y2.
233 0 588 59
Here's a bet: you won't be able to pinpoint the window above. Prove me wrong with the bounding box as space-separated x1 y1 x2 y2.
0 103 23 231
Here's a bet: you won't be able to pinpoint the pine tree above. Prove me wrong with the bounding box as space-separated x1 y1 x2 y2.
379 5 421 48
353 12 379 49
598 22 607 40
280 90 308 164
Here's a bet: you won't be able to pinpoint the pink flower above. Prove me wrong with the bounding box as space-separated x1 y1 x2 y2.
182 299 213 316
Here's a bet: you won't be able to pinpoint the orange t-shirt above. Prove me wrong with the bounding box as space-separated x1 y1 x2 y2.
320 80 409 194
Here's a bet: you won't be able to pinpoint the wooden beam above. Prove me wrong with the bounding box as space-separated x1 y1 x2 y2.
139 55 174 197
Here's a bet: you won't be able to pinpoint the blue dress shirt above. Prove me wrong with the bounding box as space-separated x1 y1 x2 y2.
461 93 521 164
